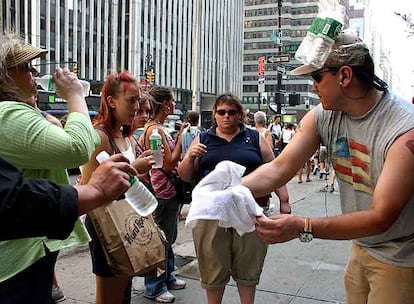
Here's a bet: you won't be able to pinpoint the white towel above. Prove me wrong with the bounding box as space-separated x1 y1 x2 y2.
185 160 264 236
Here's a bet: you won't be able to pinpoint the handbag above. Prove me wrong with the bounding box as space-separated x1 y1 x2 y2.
161 169 194 204
88 199 167 276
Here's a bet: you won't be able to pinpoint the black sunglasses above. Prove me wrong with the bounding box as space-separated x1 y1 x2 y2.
14 61 39 76
216 109 238 116
16 61 33 71
311 68 339 83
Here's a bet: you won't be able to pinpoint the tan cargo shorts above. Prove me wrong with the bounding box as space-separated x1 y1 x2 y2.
192 219 268 289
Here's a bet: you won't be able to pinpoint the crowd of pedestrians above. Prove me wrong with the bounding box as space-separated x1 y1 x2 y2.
1 25 414 304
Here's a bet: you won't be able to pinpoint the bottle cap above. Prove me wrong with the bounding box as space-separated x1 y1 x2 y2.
96 151 110 164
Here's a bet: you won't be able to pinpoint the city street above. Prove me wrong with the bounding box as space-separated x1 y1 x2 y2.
56 174 349 304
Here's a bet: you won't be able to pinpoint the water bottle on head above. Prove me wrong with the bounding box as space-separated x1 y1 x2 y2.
96 151 158 216
150 128 163 168
294 3 345 69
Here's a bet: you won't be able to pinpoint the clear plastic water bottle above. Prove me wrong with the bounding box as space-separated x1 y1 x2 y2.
124 176 158 216
149 128 163 168
95 151 158 216
295 16 326 64
307 16 343 69
34 75 90 97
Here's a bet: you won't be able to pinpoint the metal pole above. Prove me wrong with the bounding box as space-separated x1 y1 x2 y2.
191 0 201 112
276 0 282 105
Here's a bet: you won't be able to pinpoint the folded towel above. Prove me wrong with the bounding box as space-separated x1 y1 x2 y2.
185 160 264 236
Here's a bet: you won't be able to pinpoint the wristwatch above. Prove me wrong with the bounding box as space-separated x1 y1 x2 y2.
298 217 313 243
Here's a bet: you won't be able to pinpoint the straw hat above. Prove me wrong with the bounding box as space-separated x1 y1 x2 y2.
4 43 48 69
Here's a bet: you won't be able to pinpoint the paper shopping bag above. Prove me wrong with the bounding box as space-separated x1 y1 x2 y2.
89 199 166 276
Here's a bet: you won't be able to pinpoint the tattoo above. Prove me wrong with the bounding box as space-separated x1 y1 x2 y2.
405 140 414 156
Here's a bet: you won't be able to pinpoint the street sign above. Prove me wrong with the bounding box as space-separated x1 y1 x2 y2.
277 66 285 73
258 56 266 77
258 78 265 93
270 31 281 45
267 55 290 63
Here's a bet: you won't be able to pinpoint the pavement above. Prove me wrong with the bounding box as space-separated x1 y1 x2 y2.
56 172 349 304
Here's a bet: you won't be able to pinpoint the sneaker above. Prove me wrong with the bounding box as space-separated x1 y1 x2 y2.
168 279 187 290
154 291 175 303
51 287 66 303
329 185 335 192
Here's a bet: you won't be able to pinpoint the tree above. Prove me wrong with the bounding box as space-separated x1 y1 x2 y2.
394 12 414 37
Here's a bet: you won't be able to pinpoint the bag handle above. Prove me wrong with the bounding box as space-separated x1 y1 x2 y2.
95 125 121 154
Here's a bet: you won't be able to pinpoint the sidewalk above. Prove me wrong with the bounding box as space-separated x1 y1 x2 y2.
56 174 349 303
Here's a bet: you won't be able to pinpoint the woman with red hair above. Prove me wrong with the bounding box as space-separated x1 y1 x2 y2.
81 71 154 304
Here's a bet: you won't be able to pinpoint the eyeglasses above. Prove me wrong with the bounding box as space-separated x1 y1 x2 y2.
16 61 33 71
216 109 238 116
310 68 338 83
14 61 39 76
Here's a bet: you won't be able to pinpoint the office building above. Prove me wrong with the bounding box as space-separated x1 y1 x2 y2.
243 0 349 116
1 0 244 126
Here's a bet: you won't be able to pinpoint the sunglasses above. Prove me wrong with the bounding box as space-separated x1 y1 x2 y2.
16 61 34 71
310 68 338 83
14 61 39 76
216 109 238 116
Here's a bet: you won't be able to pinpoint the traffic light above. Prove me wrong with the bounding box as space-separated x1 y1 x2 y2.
146 70 156 84
145 71 151 83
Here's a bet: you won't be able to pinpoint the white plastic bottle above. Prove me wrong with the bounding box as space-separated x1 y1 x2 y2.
34 75 90 97
149 128 163 168
295 16 326 64
95 151 158 216
307 17 343 68
307 6 345 69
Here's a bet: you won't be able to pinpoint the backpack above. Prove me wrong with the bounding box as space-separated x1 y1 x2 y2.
269 124 281 149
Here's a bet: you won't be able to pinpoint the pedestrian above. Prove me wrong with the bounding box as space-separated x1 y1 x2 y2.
243 30 414 304
254 111 291 214
318 144 330 179
178 93 273 304
80 71 154 304
131 91 156 194
181 111 200 157
178 110 201 220
142 86 187 303
0 31 100 303
0 154 136 241
280 123 295 151
268 115 282 156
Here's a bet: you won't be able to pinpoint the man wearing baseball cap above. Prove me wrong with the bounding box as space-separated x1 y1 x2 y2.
243 30 414 303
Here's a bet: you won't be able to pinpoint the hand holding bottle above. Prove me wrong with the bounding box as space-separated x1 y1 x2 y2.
52 67 88 96
134 149 155 174
53 67 90 117
96 151 158 216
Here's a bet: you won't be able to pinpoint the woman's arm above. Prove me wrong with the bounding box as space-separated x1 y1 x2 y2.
178 135 206 182
0 103 99 169
145 125 182 172
80 129 111 185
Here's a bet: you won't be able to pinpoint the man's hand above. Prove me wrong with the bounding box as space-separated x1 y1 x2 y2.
75 154 138 215
255 215 304 244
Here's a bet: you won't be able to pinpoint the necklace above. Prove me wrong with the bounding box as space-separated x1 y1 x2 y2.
151 118 163 125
